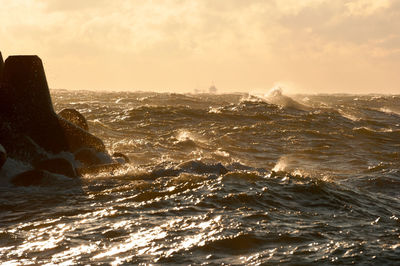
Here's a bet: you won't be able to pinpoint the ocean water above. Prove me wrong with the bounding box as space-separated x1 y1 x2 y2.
1 89 400 265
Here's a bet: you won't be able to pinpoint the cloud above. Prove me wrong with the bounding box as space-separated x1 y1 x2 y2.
0 0 399 92
39 0 109 12
345 0 391 16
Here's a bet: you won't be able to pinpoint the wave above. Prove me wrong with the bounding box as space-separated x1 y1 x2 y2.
259 87 312 111
353 126 400 134
379 107 400 116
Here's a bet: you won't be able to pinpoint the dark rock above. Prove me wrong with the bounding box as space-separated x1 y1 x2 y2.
77 163 122 176
58 108 89 131
11 169 47 186
112 152 130 163
75 148 123 175
2 56 53 113
58 117 106 152
75 147 103 166
0 55 105 155
34 157 77 178
1 56 69 153
0 53 111 179
177 160 228 175
0 144 6 170
0 51 4 81
0 126 48 164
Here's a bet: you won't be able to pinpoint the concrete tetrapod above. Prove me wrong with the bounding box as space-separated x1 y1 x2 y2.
1 55 70 153
0 52 128 184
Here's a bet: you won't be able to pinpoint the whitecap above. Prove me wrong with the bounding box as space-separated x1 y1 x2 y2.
252 87 312 111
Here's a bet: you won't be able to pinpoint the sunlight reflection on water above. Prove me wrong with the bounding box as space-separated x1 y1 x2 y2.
1 92 400 264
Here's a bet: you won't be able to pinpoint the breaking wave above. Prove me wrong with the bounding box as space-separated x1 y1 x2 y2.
1 90 400 264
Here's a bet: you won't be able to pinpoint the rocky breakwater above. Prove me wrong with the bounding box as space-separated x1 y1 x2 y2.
0 52 127 186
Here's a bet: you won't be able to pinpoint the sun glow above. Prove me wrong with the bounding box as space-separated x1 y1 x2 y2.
1 1 399 92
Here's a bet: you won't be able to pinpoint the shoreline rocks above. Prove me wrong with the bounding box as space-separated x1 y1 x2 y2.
11 170 47 187
0 51 4 80
0 144 6 170
57 116 106 152
33 158 78 178
1 56 69 153
59 108 89 131
0 52 129 185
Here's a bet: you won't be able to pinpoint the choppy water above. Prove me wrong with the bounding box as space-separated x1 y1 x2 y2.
1 89 400 264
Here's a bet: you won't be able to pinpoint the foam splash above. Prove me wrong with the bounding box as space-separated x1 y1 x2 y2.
272 156 288 172
271 155 327 181
176 130 195 142
174 129 208 146
272 155 306 174
250 86 311 111
266 86 284 98
266 87 311 110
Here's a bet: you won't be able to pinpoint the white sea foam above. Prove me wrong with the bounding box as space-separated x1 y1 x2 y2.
272 156 289 172
252 87 312 111
379 107 400 116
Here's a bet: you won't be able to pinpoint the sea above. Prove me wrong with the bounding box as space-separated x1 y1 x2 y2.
1 88 400 265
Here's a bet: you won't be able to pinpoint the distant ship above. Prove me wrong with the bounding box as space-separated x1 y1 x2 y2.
208 84 217 93
193 84 217 94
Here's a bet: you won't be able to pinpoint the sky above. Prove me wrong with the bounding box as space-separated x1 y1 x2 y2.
0 0 399 94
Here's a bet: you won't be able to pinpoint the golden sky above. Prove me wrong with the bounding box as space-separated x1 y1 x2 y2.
1 0 399 94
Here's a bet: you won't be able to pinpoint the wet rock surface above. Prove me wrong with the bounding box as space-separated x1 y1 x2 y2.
58 108 89 131
0 56 69 154
75 147 103 166
0 144 6 170
34 158 78 178
0 51 4 80
0 52 128 185
11 169 47 186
